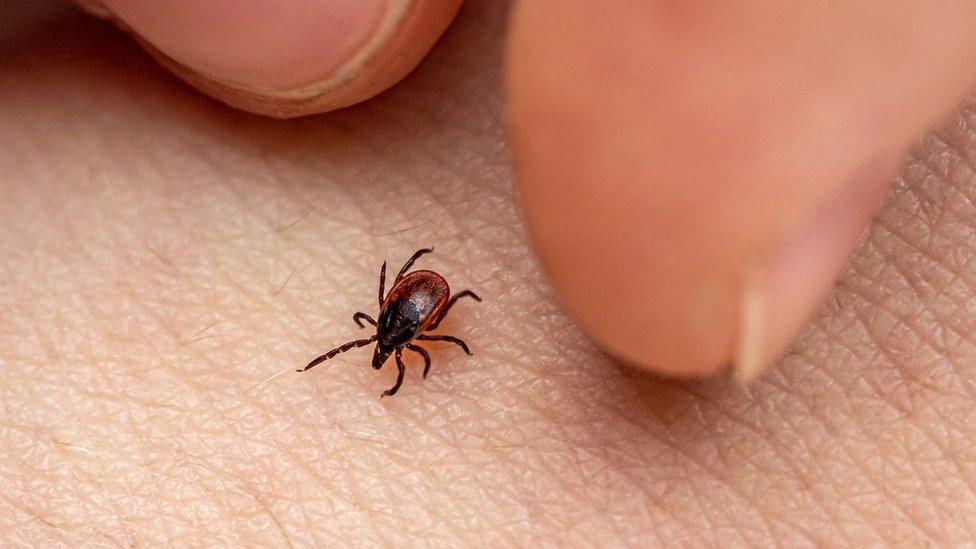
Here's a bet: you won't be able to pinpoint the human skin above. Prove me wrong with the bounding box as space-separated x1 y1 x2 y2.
4 1 976 546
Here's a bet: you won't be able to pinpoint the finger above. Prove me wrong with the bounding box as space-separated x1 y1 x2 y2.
80 0 461 117
506 2 976 377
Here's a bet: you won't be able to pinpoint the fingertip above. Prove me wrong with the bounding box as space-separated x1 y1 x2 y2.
86 0 462 116
507 1 976 378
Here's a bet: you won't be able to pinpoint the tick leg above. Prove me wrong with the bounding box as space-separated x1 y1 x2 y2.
383 348 406 397
426 290 482 331
353 312 376 328
416 334 472 355
406 343 432 378
396 247 433 281
298 335 377 372
378 261 387 306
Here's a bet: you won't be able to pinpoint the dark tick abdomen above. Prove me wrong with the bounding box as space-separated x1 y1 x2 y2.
379 270 450 347
378 299 422 347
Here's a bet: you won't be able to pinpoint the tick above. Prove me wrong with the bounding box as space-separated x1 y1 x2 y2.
297 248 481 396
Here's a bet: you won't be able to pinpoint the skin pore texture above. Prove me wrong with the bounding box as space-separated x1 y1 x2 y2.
4 1 976 546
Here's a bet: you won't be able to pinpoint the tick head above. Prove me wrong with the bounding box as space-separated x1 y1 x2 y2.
372 344 393 370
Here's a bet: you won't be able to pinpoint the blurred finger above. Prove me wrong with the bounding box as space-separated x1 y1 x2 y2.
507 1 976 377
79 0 461 117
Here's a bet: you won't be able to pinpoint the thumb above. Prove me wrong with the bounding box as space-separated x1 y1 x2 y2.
506 2 976 378
78 0 461 117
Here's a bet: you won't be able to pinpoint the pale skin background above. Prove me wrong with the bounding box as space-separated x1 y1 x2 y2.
4 1 976 546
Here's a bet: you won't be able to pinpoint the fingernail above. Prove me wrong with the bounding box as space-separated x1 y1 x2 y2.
734 266 765 382
734 156 899 382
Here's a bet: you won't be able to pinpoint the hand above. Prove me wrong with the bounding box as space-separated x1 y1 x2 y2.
3 1 976 545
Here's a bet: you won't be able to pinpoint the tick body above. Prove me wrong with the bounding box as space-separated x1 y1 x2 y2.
298 248 481 397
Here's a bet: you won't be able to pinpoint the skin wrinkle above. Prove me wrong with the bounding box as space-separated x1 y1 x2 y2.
183 454 296 547
833 294 958 540
865 205 976 382
753 332 925 542
841 252 976 521
571 413 697 541
928 145 976 289
827 242 975 538
284 444 362 536
751 385 859 545
773 371 908 545
0 495 64 540
588 384 746 542
44 446 138 546
844 265 945 405
906 149 976 266
839 363 948 538
675 383 835 543
667 429 782 543
858 227 974 390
